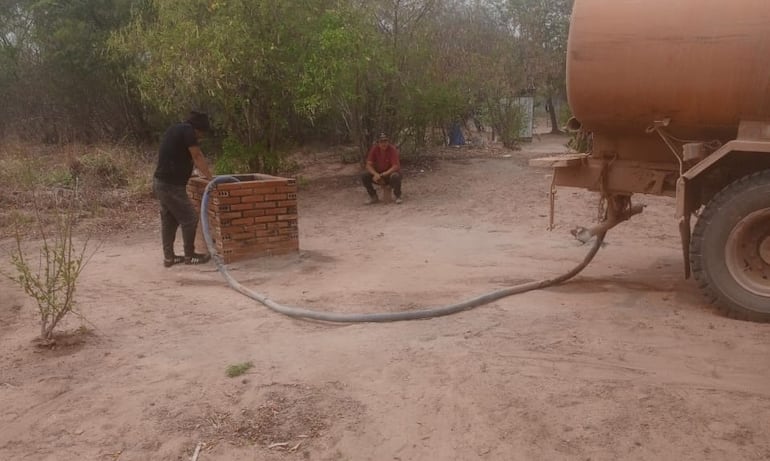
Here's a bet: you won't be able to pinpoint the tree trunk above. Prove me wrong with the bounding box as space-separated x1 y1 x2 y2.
546 96 562 134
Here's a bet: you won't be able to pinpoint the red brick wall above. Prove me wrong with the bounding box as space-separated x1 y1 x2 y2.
187 174 299 263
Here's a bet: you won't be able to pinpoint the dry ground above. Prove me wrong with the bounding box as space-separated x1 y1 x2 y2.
1 134 769 461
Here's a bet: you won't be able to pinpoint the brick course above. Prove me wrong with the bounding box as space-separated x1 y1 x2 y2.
187 174 299 263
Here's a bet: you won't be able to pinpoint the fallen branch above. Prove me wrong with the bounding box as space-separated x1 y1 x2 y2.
191 442 203 461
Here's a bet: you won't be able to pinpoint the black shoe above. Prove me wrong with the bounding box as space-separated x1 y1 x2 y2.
185 253 211 265
163 255 185 267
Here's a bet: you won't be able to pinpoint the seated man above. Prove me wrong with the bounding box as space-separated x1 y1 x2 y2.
362 133 403 204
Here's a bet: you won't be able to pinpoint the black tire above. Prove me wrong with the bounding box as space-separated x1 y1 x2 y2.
690 170 770 322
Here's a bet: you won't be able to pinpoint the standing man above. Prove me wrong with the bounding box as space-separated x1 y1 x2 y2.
153 110 214 267
362 133 403 204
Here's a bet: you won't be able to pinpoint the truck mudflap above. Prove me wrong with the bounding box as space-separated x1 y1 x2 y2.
676 177 694 279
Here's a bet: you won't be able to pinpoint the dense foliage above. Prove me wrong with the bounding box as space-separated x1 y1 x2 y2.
0 0 572 161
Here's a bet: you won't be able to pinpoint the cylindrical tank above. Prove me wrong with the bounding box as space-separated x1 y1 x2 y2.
568 0 770 140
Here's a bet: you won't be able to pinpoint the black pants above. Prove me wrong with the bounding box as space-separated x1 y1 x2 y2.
153 178 198 259
362 172 402 198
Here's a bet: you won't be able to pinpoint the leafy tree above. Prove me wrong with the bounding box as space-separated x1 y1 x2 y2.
115 1 375 153
1 0 562 154
294 5 390 157
412 0 530 147
501 0 573 133
0 0 147 142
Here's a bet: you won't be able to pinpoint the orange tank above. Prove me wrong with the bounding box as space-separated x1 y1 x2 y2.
568 0 770 144
536 0 770 322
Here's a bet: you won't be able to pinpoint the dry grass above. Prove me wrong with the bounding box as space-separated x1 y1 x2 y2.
0 141 158 238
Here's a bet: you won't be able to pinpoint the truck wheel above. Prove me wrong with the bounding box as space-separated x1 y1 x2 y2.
690 170 770 322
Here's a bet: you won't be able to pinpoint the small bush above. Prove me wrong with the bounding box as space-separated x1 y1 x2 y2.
484 98 525 149
215 136 260 174
216 136 298 175
41 167 76 188
559 104 573 128
3 194 95 342
568 129 593 153
76 150 129 188
340 150 360 165
296 175 310 188
0 156 44 188
226 361 254 378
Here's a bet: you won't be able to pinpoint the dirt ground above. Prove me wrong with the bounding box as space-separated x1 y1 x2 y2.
1 133 769 461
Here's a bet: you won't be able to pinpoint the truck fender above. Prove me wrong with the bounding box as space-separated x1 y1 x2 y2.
676 140 770 278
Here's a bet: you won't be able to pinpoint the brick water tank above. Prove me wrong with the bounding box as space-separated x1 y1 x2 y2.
187 174 299 263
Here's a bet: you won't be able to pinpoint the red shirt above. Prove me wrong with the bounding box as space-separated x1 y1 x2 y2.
366 144 401 173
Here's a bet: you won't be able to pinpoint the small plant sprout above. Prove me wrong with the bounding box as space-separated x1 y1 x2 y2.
226 361 254 378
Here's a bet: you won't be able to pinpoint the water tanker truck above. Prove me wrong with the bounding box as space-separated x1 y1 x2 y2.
533 0 770 321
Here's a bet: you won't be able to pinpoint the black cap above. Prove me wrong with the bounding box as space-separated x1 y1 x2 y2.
186 111 211 132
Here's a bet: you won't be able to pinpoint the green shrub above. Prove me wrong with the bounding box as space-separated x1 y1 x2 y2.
559 104 573 128
40 167 76 188
3 194 94 342
215 136 260 175
568 129 593 153
77 151 128 188
215 136 297 175
0 157 43 188
492 103 525 149
226 361 253 378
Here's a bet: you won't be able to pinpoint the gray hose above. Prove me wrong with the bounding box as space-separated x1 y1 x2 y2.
202 176 605 323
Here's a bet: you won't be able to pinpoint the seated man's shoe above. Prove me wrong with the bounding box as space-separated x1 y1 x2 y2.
365 195 380 205
394 196 403 204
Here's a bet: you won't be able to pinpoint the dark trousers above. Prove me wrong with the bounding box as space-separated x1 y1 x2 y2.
362 172 402 198
153 178 198 259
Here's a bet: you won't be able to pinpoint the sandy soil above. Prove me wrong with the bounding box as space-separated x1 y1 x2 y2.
1 134 769 461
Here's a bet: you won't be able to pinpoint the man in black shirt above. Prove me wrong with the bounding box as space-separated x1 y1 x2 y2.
153 111 214 267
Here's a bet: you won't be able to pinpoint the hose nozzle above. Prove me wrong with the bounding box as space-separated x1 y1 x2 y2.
571 204 645 244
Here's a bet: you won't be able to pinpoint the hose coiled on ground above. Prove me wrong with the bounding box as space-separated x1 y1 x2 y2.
202 175 605 323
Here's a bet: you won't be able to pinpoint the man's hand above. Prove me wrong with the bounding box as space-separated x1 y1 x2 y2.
189 146 213 179
373 173 383 184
